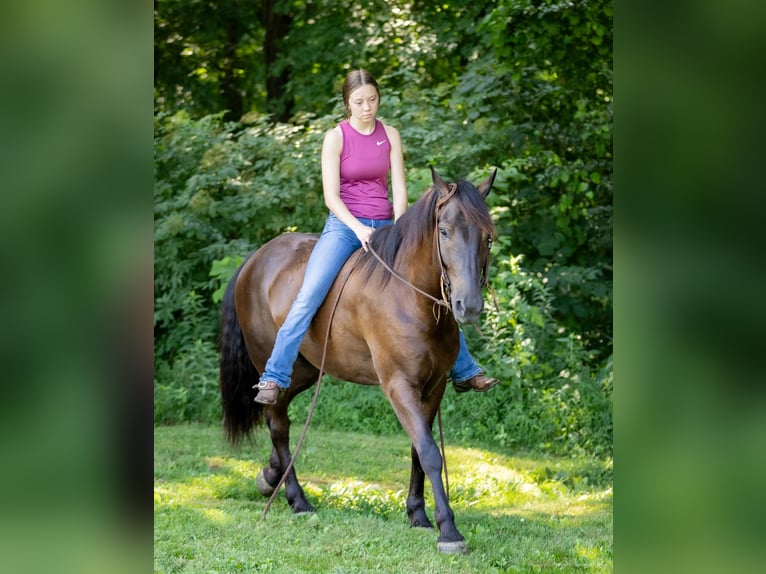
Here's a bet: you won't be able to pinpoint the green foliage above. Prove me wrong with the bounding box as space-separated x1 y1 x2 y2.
153 0 613 455
153 111 334 419
154 0 264 119
154 110 330 365
154 339 221 425
290 380 402 436
438 251 612 456
210 254 245 304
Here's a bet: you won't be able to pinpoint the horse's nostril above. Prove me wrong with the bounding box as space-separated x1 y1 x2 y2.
453 296 483 322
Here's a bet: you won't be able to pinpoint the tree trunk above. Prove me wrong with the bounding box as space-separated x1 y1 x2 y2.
219 17 244 123
261 0 294 122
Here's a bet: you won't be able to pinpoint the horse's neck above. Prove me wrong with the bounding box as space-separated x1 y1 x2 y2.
400 236 442 296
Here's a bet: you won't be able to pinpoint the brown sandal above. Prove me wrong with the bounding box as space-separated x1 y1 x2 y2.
254 380 281 404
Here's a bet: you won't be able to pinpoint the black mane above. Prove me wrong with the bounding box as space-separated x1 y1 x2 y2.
358 179 495 287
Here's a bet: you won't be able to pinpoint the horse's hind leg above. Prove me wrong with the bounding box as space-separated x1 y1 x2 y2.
260 367 318 514
255 447 281 497
260 404 314 513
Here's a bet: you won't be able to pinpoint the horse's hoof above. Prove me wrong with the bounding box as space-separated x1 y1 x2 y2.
292 502 315 514
255 469 276 497
437 540 468 554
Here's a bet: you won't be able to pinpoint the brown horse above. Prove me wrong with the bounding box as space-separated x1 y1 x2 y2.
219 166 497 553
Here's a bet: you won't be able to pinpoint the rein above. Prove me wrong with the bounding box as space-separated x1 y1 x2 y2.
263 184 492 516
434 183 458 315
262 250 365 518
367 245 450 320
366 182 460 322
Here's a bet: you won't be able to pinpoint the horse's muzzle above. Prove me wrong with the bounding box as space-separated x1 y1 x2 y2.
451 294 484 324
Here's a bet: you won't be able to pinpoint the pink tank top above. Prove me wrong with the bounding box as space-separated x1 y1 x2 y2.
338 119 392 219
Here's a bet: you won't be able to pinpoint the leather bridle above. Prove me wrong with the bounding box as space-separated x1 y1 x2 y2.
433 183 493 319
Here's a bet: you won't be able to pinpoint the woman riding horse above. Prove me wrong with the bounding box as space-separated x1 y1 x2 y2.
253 68 497 405
219 68 499 554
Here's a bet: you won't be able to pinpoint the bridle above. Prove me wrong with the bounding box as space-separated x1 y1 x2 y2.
263 183 493 517
433 183 493 321
368 182 494 322
433 183 457 314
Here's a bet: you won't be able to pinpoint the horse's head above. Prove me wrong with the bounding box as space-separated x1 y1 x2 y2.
431 165 497 324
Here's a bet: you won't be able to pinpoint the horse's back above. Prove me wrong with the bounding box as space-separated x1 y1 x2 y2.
250 232 319 321
234 232 319 371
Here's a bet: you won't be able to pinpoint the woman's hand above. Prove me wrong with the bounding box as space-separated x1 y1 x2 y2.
355 226 374 252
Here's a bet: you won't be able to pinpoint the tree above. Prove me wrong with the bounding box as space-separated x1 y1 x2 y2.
153 0 613 453
261 0 294 121
154 0 264 121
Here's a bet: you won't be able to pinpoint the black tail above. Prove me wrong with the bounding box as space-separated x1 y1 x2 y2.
219 256 264 444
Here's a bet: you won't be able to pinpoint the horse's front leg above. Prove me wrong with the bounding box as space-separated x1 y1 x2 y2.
406 444 433 529
264 405 314 514
383 382 466 554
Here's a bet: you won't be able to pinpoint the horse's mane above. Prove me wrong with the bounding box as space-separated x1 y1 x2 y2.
358 179 496 287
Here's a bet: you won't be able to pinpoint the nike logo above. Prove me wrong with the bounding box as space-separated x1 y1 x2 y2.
376 140 386 146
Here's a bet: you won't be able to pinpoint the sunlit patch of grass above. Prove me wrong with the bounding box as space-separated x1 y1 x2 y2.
155 424 612 573
154 477 217 507
200 506 231 524
304 479 406 519
576 540 610 563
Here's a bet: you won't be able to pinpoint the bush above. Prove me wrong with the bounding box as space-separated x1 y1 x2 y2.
154 339 221 425
154 0 613 455
154 110 331 376
152 110 612 455
438 251 613 456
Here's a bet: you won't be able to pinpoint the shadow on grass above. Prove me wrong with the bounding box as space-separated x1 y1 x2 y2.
155 424 612 572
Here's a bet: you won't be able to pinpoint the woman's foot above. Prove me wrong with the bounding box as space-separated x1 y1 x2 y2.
254 380 281 404
453 372 499 393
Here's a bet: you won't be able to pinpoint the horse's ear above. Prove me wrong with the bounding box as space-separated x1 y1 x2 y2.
477 168 497 199
429 164 451 197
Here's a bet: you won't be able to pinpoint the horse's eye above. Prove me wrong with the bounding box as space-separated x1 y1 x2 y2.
439 227 448 238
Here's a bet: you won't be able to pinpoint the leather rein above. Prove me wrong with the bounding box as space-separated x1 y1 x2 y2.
368 182 494 323
262 183 493 516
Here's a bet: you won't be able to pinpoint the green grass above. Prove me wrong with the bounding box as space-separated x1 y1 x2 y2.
155 424 612 573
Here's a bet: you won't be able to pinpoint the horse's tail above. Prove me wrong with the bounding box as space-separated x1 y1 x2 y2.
219 256 264 444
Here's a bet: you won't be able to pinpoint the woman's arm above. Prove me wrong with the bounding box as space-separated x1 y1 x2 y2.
321 126 375 249
385 124 408 221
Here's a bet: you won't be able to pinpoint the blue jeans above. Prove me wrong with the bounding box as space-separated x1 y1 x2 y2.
260 213 482 388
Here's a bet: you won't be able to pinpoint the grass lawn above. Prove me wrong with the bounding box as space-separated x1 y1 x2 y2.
155 423 612 573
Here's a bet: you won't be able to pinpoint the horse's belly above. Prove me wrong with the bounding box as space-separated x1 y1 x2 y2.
239 231 456 386
299 310 379 384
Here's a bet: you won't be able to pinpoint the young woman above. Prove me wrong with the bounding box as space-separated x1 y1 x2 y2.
254 69 498 404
